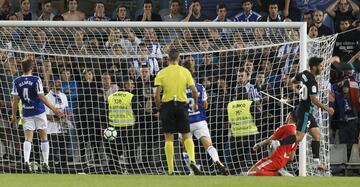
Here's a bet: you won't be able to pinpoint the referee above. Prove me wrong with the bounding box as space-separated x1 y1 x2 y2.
155 48 201 175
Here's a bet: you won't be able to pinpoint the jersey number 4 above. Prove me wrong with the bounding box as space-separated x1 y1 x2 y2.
23 88 30 102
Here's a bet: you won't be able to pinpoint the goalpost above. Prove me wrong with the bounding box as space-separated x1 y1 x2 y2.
0 21 336 176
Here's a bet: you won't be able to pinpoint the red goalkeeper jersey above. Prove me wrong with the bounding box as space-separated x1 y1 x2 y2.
270 124 299 168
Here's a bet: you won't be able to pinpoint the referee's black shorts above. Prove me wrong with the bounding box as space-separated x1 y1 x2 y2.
296 108 318 133
160 101 190 134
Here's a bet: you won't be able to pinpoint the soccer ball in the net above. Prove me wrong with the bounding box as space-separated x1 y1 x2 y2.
103 127 117 141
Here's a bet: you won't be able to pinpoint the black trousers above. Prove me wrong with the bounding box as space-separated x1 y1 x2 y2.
106 125 139 172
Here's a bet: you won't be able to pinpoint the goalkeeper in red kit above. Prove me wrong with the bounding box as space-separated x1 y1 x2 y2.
248 111 298 176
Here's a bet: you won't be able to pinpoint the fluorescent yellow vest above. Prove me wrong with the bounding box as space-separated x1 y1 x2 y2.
227 100 258 137
108 91 135 127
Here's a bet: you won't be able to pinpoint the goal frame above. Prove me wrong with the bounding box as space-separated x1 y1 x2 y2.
0 21 308 176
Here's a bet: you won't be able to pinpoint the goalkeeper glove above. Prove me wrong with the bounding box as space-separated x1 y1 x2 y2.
252 142 262 151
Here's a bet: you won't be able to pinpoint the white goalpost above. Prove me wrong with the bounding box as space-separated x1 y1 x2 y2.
0 21 336 176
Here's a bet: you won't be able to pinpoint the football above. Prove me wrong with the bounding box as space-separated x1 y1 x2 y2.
103 127 117 141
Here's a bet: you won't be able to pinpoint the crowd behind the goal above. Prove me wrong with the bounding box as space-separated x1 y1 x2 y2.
0 0 359 175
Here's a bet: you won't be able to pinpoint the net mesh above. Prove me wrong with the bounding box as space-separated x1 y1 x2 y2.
0 23 336 175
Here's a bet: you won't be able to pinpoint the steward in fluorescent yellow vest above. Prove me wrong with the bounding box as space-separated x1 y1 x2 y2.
227 99 260 171
108 91 136 127
106 79 140 172
227 100 258 137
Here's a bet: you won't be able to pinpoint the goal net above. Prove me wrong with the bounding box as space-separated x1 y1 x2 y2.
0 22 336 176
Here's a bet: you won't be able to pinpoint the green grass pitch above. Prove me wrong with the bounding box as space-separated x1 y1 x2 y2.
1 175 359 187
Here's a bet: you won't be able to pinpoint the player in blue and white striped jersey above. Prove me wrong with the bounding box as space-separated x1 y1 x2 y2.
11 58 63 173
180 60 228 175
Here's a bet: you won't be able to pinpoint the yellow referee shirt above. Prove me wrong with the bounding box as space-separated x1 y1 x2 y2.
155 64 194 102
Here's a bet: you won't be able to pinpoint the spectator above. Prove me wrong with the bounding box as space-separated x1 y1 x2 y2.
333 17 360 61
68 31 85 54
210 76 231 162
326 0 359 33
234 0 261 22
260 1 284 22
60 68 78 110
100 72 119 101
0 57 21 161
40 58 54 93
62 0 86 21
134 63 158 164
88 1 110 21
330 80 358 159
233 69 260 101
163 0 183 21
105 29 122 48
120 29 141 54
0 0 11 20
198 53 219 81
77 69 103 163
313 10 333 36
136 0 162 21
183 0 210 22
213 3 231 22
45 78 70 166
143 28 163 59
308 24 319 39
15 0 37 20
133 44 159 77
302 11 313 26
38 0 55 21
193 38 218 66
257 0 290 18
111 4 131 21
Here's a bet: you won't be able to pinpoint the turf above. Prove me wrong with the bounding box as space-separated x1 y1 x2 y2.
0 175 359 187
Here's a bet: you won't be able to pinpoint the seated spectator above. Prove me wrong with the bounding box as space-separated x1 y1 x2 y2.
257 0 290 18
213 3 231 22
88 1 110 21
234 0 261 22
326 0 359 33
136 0 162 21
0 0 11 20
312 10 332 36
260 1 284 22
111 4 131 21
15 0 37 20
183 0 210 22
302 11 313 26
38 0 55 21
62 0 86 21
163 0 183 21
333 17 360 61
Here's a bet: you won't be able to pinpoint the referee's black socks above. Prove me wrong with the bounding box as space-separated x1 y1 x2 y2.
279 135 296 145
